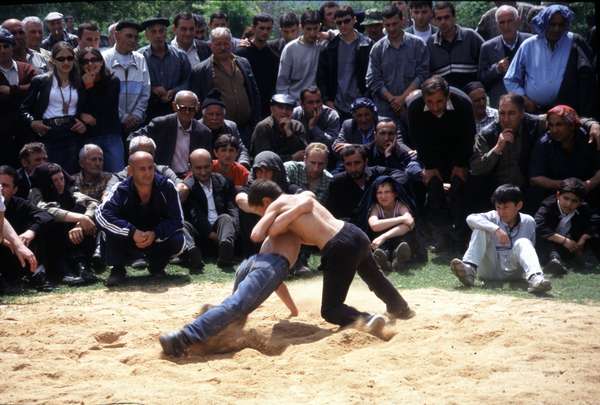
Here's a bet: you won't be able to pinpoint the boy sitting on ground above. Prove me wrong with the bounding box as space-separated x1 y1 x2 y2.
450 184 552 294
534 178 598 274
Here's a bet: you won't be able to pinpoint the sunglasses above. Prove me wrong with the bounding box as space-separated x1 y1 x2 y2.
81 57 102 65
177 105 196 112
55 56 74 62
336 17 353 26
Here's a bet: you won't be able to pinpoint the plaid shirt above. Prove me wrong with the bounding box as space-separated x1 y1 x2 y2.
284 161 332 204
73 172 116 201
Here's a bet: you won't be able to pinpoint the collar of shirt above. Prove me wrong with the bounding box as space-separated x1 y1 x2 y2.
199 178 212 192
171 37 197 53
147 43 172 58
557 199 578 218
433 25 463 46
177 117 193 133
423 98 455 113
0 59 18 74
501 32 519 50
382 32 406 51
111 48 138 69
541 31 570 51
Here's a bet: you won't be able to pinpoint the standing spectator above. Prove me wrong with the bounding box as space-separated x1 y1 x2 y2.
250 94 307 162
319 1 339 31
0 28 36 167
74 21 101 53
362 9 384 43
405 1 438 43
366 4 429 133
20 42 88 175
64 16 75 35
96 151 186 286
193 14 207 41
276 10 325 102
504 5 596 116
102 21 151 135
41 12 78 51
171 12 211 69
190 27 260 147
292 86 340 148
268 12 300 58
77 47 124 172
476 1 533 41
317 5 372 121
428 1 484 90
464 81 498 133
139 17 191 122
208 12 241 49
2 19 47 74
236 14 280 119
22 16 51 61
478 5 532 108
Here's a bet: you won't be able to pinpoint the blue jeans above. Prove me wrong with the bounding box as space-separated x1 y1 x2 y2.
182 253 289 343
86 134 125 173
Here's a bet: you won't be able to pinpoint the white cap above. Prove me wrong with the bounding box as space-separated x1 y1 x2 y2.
44 12 64 22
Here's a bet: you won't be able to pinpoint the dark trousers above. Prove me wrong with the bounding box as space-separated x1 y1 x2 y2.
425 175 467 246
45 222 95 281
104 230 185 272
42 126 81 175
320 222 409 326
184 214 237 259
239 210 261 257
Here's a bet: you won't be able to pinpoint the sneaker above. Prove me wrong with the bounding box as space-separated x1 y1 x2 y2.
62 273 85 286
365 314 386 335
543 258 567 275
131 258 148 270
290 260 312 278
373 249 393 273
159 330 189 357
388 307 416 320
527 273 552 293
105 266 126 287
392 242 412 272
186 247 205 274
450 258 476 287
75 262 98 284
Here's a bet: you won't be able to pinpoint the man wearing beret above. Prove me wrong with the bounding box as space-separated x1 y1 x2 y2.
41 12 78 50
139 17 191 122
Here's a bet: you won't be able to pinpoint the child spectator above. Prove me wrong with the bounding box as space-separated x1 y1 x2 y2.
535 178 597 274
367 176 415 272
450 184 552 294
212 134 249 190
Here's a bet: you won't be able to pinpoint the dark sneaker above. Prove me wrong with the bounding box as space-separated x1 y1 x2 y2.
543 258 567 275
450 258 476 287
75 262 98 284
292 265 312 278
392 242 412 272
527 273 552 293
105 266 126 287
159 330 189 357
218 241 235 265
131 258 148 269
373 249 393 273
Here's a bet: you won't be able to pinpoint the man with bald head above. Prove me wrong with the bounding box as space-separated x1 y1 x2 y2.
2 19 47 73
96 151 186 286
181 148 239 269
132 90 212 178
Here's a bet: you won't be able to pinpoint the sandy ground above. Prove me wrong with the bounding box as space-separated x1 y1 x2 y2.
1 278 600 404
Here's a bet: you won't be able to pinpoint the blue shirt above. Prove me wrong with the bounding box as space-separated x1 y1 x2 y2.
504 33 573 106
140 43 191 92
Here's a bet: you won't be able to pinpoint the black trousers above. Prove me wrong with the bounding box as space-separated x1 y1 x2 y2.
320 222 409 326
184 214 237 259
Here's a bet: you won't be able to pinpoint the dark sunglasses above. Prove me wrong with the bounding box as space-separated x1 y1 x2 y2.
336 17 353 26
55 56 74 62
177 105 196 112
81 57 102 65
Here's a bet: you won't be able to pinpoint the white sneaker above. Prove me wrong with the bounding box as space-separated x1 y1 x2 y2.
450 258 476 287
365 314 386 336
527 273 552 293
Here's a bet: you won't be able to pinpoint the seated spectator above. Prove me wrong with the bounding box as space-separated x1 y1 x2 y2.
464 81 498 133
182 149 239 269
77 46 124 172
29 163 98 285
332 98 384 157
529 105 600 208
327 144 406 225
198 89 251 168
535 178 599 275
73 144 117 201
504 4 596 115
250 94 307 162
478 5 532 108
96 151 186 286
284 142 332 204
132 90 212 178
368 176 416 273
15 142 48 199
450 184 552 294
212 134 249 190
0 165 52 292
292 86 340 148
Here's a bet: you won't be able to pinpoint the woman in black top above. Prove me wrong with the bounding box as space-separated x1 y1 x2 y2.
78 46 124 172
20 42 87 175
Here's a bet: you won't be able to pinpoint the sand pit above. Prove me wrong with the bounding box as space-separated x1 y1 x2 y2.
2 278 600 404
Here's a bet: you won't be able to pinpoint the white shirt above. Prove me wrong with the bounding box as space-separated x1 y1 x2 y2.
43 76 78 119
413 26 433 44
171 118 191 173
171 38 201 69
200 180 219 225
0 60 19 86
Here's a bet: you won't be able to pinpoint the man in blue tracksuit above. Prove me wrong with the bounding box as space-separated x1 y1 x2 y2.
96 151 186 286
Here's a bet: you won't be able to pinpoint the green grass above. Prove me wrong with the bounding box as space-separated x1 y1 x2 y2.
3 254 600 305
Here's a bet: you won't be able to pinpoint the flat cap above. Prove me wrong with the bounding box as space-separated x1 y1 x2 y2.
141 17 170 30
270 94 296 107
115 20 142 32
201 89 226 109
362 9 383 25
44 12 64 22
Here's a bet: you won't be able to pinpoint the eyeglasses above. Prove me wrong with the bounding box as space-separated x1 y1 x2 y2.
81 57 102 65
336 17 353 26
55 56 74 62
177 105 196 112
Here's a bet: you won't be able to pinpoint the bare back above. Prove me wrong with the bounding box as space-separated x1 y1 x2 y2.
275 194 344 250
260 232 302 267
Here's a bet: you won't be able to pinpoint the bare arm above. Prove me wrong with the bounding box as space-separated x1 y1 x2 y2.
2 218 37 272
529 176 562 190
369 212 415 233
250 209 279 243
267 196 314 238
275 282 298 316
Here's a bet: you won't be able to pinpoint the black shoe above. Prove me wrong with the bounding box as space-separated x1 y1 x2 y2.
131 258 148 269
217 241 234 265
543 258 567 275
105 266 126 287
187 247 205 274
159 330 189 357
75 262 98 284
149 267 167 279
90 253 106 273
27 266 55 292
